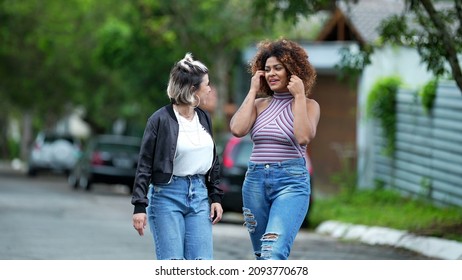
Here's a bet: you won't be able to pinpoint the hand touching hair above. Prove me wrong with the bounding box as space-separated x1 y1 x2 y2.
249 39 316 97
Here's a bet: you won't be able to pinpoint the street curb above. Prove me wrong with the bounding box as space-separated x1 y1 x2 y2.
316 220 462 260
0 159 27 174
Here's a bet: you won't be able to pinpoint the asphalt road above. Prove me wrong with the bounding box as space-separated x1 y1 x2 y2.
0 169 435 260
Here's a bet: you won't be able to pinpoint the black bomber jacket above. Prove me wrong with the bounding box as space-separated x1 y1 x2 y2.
131 104 223 214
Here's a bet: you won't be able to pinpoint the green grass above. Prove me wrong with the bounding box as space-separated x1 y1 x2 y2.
307 188 462 242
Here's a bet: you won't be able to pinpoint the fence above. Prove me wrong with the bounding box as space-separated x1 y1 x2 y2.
373 81 462 207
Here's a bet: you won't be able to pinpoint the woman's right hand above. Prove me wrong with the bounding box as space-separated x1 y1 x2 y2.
230 70 263 137
133 213 147 236
250 70 265 93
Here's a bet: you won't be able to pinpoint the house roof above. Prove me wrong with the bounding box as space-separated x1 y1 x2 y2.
242 0 456 73
317 0 456 44
317 0 405 44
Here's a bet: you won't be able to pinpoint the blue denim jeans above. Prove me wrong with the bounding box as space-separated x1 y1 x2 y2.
242 157 311 260
146 174 212 260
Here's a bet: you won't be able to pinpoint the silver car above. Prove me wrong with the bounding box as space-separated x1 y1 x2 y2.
27 132 82 176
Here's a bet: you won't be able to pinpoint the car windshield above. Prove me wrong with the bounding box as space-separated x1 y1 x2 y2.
44 135 75 144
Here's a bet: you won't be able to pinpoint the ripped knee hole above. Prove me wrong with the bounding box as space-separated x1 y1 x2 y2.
262 233 279 241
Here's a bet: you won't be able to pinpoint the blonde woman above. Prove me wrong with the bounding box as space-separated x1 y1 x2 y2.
131 53 223 260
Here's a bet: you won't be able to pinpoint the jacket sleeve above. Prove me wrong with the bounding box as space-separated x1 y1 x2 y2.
131 117 158 214
206 148 223 204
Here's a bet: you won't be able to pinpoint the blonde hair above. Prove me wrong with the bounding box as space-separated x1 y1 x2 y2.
167 53 209 105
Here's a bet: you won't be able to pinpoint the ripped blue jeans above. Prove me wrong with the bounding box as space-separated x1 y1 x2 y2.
242 157 311 260
146 174 212 260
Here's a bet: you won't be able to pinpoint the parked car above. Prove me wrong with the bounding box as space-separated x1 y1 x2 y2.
219 134 314 225
68 134 141 193
27 132 82 176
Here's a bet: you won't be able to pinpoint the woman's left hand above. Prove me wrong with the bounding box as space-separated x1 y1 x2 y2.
210 202 223 224
287 75 305 98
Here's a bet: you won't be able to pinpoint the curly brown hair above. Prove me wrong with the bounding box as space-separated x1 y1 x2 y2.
249 39 317 97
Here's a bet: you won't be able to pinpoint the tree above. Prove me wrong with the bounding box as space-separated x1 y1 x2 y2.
147 0 268 123
0 0 156 158
0 0 92 158
378 0 462 93
88 0 179 133
253 0 462 94
252 0 335 26
0 0 329 160
95 0 270 131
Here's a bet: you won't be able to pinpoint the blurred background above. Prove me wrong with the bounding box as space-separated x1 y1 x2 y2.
1 0 461 207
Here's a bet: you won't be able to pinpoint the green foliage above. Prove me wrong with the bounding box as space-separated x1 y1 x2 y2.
374 178 386 190
309 188 462 242
376 1 462 93
270 13 330 41
7 138 20 159
0 0 286 159
0 0 375 156
0 0 78 115
211 116 227 137
249 0 462 93
419 78 438 114
330 169 357 195
0 0 126 132
329 144 357 194
366 76 401 156
380 3 461 76
420 176 432 198
251 0 335 26
95 18 133 69
336 45 372 85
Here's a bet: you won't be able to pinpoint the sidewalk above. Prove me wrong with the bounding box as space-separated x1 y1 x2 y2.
0 159 25 174
316 220 462 260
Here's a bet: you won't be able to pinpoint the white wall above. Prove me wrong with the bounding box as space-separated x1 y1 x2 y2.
357 45 434 188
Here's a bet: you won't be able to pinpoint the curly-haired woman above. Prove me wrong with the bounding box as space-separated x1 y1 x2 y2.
230 39 320 260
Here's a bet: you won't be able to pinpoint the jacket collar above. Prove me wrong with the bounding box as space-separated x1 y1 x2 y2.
166 104 176 120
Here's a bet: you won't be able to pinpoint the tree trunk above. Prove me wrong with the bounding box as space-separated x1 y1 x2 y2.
0 115 9 158
20 111 33 161
419 0 462 95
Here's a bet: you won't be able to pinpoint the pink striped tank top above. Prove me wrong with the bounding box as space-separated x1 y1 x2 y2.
250 92 307 163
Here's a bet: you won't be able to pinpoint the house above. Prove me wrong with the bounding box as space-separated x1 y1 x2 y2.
317 0 462 209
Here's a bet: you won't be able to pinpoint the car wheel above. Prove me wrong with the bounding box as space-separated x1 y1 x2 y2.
79 175 92 191
27 167 37 177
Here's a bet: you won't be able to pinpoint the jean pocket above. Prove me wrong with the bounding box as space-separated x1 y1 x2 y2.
283 165 308 176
